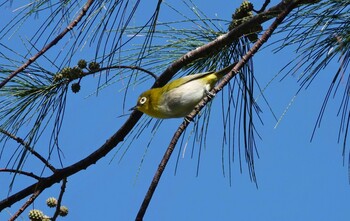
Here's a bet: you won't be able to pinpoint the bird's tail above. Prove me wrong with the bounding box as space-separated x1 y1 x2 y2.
214 63 237 79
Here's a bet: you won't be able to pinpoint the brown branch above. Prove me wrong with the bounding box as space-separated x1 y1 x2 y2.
135 1 300 220
84 65 158 80
52 178 67 221
135 121 191 221
0 0 95 89
255 0 271 13
109 65 158 80
0 0 306 212
147 0 297 89
0 128 56 172
0 168 41 180
0 110 143 210
9 189 43 221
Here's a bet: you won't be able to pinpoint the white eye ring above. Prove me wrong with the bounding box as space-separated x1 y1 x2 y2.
139 97 147 104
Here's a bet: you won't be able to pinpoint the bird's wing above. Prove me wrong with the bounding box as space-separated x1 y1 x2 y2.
165 64 235 91
164 71 215 91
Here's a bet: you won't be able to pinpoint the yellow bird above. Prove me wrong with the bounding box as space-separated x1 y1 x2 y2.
131 64 235 118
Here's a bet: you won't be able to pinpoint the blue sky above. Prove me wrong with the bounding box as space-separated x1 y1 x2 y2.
1 0 350 220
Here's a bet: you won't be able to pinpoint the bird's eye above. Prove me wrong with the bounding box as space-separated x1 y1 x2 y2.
139 97 147 105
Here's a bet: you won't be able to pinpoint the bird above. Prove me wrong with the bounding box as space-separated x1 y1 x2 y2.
130 63 235 119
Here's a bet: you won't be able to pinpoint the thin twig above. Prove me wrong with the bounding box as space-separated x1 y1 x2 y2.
254 0 271 13
135 1 300 220
0 0 95 89
0 168 41 180
111 65 158 80
0 128 56 172
84 65 158 81
9 189 43 221
51 178 67 221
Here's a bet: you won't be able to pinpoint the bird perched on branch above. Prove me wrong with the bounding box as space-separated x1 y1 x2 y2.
130 63 235 119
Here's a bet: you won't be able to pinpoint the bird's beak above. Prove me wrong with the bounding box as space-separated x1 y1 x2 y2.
129 106 137 111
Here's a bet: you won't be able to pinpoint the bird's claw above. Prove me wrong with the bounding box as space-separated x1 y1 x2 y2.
205 89 216 99
184 116 194 123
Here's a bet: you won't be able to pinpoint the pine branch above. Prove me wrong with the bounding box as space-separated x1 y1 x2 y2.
152 0 315 89
9 189 43 221
0 128 56 172
0 169 41 180
51 178 67 221
135 1 301 220
0 0 95 89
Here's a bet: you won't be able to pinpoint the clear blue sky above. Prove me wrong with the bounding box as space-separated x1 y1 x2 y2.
1 0 350 220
